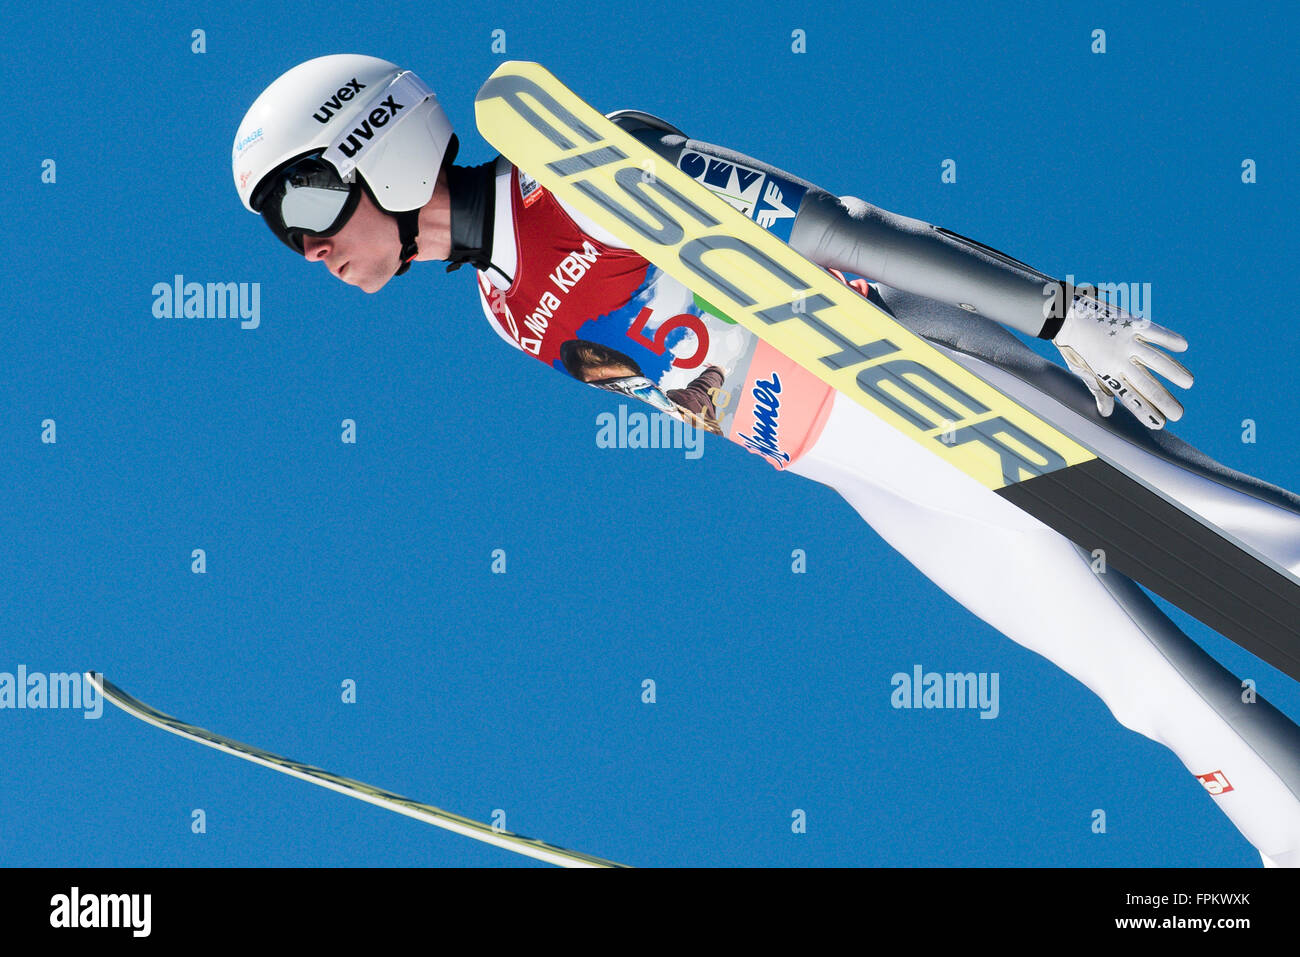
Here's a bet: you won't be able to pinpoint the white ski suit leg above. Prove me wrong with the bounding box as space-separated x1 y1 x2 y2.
786 387 1300 866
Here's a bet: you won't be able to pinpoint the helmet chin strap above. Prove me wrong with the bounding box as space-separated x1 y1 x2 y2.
389 149 486 280
392 208 421 277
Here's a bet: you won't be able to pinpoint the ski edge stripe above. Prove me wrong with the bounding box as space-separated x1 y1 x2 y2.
85 673 627 869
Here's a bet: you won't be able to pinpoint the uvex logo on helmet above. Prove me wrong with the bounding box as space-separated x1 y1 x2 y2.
335 95 405 158
312 78 366 124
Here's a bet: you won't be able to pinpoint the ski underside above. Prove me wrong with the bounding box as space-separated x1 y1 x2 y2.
474 60 1300 682
86 673 625 868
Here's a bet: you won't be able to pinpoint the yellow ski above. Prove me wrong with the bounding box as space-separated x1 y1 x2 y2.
475 60 1094 493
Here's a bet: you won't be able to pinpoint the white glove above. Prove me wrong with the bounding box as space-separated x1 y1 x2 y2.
1052 295 1193 430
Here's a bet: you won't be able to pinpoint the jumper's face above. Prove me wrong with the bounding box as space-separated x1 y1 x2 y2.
300 188 404 294
579 362 639 383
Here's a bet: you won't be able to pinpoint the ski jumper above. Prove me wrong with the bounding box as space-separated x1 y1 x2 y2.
471 121 1300 867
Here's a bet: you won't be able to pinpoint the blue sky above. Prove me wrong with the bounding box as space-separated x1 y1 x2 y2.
3 0 1298 867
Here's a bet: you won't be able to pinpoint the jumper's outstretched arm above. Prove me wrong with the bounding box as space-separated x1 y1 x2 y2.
616 115 1194 430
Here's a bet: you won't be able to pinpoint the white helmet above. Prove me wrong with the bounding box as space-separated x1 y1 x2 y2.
232 54 456 275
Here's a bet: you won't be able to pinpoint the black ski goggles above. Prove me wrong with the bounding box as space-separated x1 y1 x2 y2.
251 154 361 254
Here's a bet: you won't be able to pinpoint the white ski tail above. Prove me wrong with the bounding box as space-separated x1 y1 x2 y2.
85 673 626 869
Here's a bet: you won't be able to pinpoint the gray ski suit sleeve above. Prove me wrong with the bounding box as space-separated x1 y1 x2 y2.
608 110 1065 340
